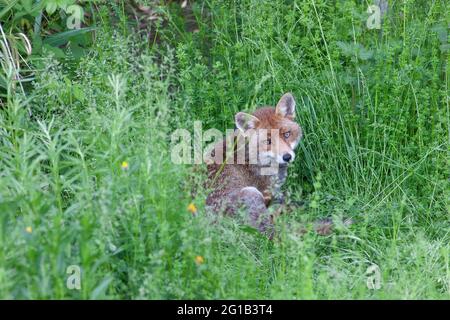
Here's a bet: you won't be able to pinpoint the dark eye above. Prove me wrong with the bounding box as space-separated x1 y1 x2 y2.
263 138 271 145
283 131 291 139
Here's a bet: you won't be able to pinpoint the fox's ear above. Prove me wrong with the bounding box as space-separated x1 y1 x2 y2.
235 112 260 133
275 93 296 119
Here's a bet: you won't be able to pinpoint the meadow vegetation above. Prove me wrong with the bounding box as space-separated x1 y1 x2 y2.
0 0 448 299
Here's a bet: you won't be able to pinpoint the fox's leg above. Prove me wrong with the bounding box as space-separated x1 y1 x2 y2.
238 187 274 238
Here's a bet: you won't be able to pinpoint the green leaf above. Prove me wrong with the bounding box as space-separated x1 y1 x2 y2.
90 276 113 299
0 75 7 90
72 84 85 102
0 0 19 20
43 26 95 47
358 47 373 61
336 41 353 57
45 2 58 15
21 0 33 13
42 43 65 58
239 225 259 235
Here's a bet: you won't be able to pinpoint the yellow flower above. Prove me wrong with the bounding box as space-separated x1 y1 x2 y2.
195 255 204 265
25 226 32 233
187 203 197 214
121 161 129 170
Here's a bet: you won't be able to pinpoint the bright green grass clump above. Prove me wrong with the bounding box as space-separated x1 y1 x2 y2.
0 0 448 299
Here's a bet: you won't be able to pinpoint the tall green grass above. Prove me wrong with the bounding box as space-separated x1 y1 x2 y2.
0 0 448 299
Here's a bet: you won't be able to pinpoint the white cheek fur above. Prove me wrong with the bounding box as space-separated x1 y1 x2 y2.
258 151 274 165
290 138 300 150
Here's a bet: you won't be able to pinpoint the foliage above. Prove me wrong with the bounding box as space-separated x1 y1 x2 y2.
0 0 448 299
0 0 95 99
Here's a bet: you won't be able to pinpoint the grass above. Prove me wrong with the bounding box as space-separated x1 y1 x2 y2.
0 0 448 299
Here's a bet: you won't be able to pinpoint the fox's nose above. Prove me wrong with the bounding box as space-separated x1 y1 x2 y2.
282 153 292 162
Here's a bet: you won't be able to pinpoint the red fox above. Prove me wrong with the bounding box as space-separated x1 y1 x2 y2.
205 93 301 238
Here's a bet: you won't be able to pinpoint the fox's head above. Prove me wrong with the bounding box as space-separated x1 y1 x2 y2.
235 93 302 167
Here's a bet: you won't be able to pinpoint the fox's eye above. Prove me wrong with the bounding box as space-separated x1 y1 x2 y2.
263 138 271 145
283 131 291 139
